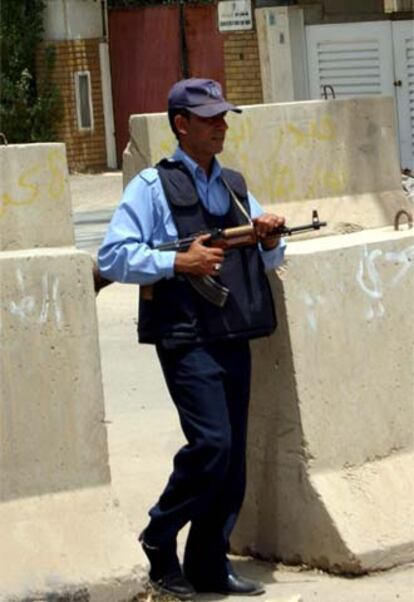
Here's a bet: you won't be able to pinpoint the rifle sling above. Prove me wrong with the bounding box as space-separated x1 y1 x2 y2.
221 176 252 225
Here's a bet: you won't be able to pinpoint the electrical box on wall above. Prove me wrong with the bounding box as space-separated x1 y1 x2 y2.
256 5 309 103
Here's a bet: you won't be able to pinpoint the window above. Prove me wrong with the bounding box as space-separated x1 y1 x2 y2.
75 71 94 131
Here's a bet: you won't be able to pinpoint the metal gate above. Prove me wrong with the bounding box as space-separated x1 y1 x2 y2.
306 20 414 170
108 5 225 165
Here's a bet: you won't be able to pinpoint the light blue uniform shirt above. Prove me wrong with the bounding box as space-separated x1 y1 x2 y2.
98 148 286 285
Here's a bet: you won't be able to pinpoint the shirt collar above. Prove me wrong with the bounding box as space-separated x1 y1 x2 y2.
172 147 222 182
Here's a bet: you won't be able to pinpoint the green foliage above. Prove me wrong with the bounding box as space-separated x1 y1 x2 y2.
0 0 62 143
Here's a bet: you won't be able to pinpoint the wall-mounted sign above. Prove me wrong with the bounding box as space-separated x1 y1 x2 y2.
218 0 253 32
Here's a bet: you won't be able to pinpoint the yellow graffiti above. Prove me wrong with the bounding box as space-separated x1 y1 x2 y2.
154 124 176 163
285 116 337 148
285 123 309 147
306 165 347 198
0 164 41 217
257 114 344 201
228 117 254 156
0 148 66 218
158 137 175 158
309 116 337 142
273 164 296 199
47 149 65 199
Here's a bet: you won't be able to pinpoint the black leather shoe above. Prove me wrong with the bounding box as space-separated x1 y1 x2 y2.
150 572 196 600
189 573 265 596
139 531 195 600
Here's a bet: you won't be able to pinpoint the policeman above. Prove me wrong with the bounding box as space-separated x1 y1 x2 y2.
98 78 286 599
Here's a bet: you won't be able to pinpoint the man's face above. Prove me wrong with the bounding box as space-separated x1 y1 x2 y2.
175 111 229 160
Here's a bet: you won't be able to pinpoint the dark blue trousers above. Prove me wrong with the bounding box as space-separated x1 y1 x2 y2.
144 339 251 579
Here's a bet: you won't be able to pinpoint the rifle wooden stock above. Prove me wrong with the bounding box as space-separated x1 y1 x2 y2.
212 224 256 249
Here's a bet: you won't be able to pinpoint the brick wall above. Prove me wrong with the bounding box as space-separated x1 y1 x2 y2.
37 39 106 172
223 30 263 106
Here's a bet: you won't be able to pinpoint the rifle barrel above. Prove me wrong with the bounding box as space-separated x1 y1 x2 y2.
278 220 328 236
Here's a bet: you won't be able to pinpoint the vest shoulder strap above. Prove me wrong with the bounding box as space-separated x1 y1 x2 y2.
156 159 198 207
221 168 248 201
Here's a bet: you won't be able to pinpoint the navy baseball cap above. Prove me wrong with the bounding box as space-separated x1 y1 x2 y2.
168 78 242 117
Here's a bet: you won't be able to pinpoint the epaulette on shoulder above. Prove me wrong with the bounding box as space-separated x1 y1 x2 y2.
139 167 159 185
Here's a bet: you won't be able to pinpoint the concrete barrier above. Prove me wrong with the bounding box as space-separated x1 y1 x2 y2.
0 143 74 251
123 97 411 232
122 97 414 573
232 227 414 573
0 144 145 600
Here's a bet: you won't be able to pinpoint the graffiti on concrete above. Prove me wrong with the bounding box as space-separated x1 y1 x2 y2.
0 149 66 218
302 291 326 333
9 269 64 328
150 113 348 203
356 244 414 320
226 113 348 202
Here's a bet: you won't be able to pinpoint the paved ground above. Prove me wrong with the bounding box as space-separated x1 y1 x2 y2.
70 171 121 255
70 171 123 213
70 173 414 602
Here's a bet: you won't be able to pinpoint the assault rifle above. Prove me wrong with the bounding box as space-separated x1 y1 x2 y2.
154 210 327 307
94 211 326 300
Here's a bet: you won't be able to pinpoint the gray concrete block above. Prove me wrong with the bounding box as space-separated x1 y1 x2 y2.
124 98 410 233
232 228 414 573
0 144 74 251
0 250 108 501
0 249 146 599
0 141 146 599
0 487 147 601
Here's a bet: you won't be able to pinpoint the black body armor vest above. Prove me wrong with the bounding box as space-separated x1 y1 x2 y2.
138 160 277 345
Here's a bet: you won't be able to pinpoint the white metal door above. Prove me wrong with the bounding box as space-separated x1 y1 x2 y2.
306 22 395 99
392 21 414 170
306 20 414 169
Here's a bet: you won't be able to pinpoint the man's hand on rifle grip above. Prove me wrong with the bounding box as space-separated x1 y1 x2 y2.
174 233 225 277
253 213 286 250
